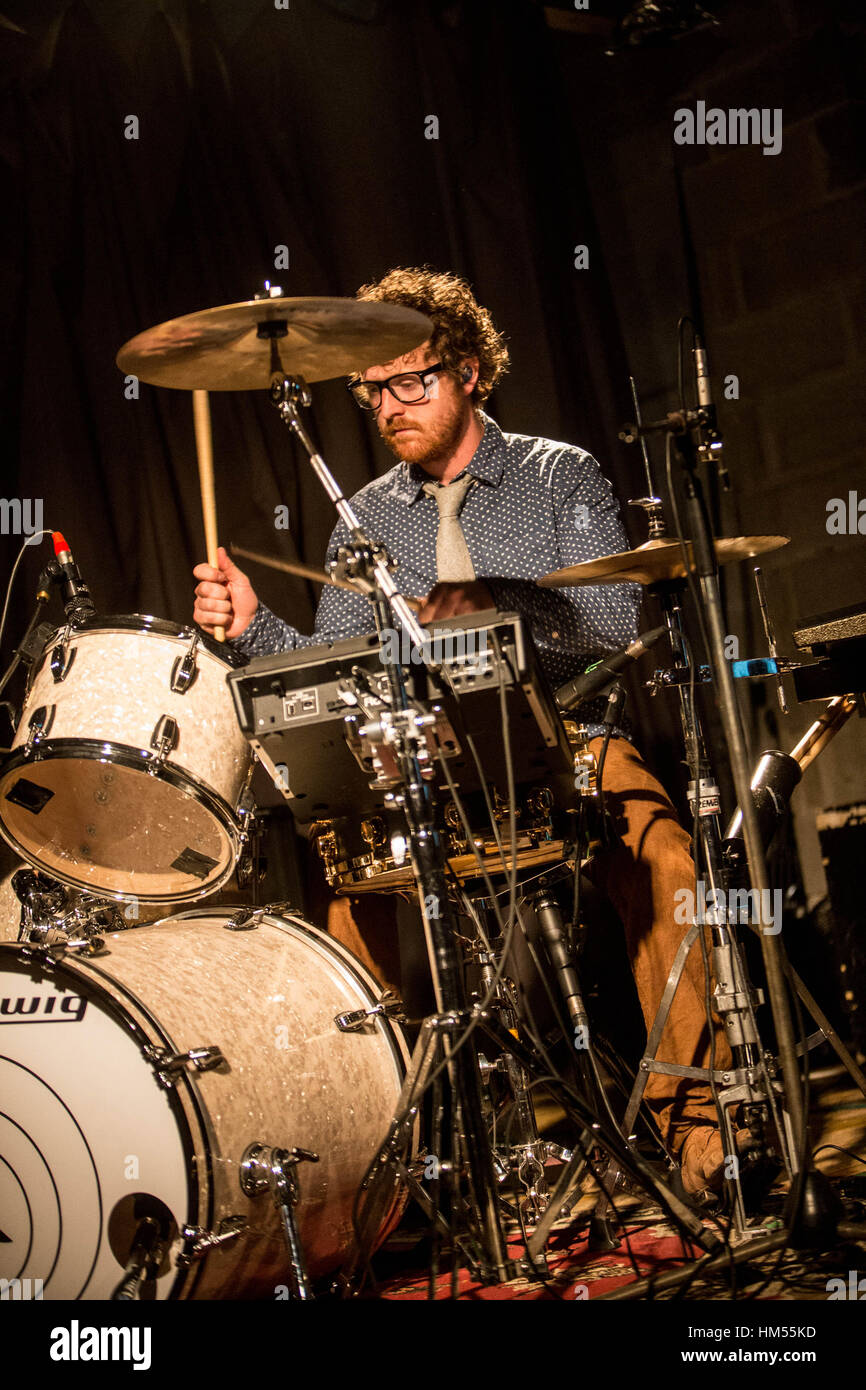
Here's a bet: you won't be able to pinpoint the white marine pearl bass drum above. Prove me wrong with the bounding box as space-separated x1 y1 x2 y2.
0 906 411 1298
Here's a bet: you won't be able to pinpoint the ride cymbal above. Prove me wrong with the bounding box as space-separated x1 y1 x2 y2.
116 296 432 390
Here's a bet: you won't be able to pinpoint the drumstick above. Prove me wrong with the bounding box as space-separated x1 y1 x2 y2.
230 543 421 612
230 544 362 594
193 388 224 642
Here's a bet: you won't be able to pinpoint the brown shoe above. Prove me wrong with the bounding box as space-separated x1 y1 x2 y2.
680 1124 753 1199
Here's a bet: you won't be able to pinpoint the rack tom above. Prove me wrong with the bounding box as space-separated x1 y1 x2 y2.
0 616 251 902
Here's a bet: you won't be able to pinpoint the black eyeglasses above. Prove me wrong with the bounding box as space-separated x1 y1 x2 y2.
347 363 445 412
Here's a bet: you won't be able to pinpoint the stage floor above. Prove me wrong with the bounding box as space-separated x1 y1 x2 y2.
367 1062 866 1300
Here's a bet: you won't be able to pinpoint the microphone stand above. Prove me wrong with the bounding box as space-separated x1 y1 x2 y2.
626 390 834 1242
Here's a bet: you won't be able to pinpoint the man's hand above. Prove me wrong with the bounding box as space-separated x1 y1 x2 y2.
193 546 258 640
417 580 494 624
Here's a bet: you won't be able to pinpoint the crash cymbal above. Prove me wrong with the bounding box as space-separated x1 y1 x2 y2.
539 536 790 588
116 296 432 391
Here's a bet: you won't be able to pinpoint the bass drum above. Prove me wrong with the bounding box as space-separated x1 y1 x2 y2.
0 906 411 1299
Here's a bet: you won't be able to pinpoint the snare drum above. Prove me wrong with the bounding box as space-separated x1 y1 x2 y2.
0 616 251 902
0 906 411 1298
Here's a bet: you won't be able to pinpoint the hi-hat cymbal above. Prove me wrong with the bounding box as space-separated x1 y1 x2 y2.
116 296 432 391
539 535 790 588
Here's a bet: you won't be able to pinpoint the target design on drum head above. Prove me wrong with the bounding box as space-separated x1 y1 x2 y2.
0 948 193 1300
0 1057 102 1297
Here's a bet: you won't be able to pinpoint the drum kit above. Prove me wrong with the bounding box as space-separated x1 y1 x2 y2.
1 287 863 1300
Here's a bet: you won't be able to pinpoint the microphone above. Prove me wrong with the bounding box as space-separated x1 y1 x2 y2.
52 531 96 621
692 335 729 488
693 336 711 410
555 625 667 711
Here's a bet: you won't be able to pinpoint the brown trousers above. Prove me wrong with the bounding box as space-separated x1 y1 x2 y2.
584 736 731 1154
319 736 731 1157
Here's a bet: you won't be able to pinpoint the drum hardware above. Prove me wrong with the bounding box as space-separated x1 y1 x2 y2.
142 1043 227 1088
23 703 55 754
606 360 863 1248
575 495 788 1238
629 390 808 1205
223 904 263 930
50 640 76 683
175 1216 247 1269
562 720 599 799
334 990 405 1033
308 788 566 895
148 713 179 771
465 925 555 1226
111 1216 167 1301
169 629 201 694
240 1143 320 1300
309 820 343 885
23 927 108 958
234 782 266 892
10 866 126 948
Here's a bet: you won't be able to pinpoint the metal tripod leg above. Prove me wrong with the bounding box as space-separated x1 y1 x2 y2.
778 948 866 1102
590 918 775 1238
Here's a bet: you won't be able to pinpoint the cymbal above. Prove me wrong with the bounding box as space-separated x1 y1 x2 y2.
116 296 432 391
539 536 790 589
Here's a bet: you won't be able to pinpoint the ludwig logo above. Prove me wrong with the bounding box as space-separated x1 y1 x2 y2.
0 994 88 1022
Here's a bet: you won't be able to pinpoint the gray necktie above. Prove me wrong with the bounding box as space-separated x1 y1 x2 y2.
422 473 476 581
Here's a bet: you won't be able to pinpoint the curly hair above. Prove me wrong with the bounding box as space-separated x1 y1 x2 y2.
354 266 509 405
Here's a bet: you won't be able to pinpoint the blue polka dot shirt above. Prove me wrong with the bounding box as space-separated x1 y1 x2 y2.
233 411 642 736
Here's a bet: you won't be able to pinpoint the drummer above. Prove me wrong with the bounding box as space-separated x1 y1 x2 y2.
194 266 747 1202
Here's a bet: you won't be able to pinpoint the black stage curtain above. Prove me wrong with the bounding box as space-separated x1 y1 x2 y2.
1 0 643 621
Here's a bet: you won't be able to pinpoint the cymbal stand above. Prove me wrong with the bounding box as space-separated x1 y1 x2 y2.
265 359 513 1285
625 388 831 1238
465 895 567 1226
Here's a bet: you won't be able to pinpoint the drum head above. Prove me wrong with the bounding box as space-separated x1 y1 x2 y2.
0 946 195 1300
0 751 237 902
